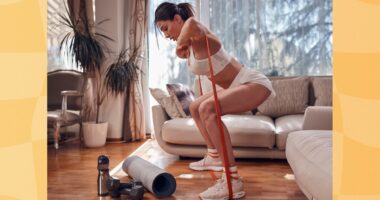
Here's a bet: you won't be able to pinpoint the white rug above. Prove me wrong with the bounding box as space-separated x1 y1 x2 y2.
109 139 178 179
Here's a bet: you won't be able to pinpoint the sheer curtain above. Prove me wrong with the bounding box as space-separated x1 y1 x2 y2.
208 0 332 76
122 0 149 141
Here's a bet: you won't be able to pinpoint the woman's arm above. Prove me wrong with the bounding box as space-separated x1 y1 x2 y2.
176 17 221 59
177 17 208 46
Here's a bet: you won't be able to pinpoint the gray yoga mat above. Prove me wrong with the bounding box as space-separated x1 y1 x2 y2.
122 155 176 198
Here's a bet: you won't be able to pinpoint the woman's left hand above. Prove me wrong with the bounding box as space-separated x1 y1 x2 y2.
176 41 190 58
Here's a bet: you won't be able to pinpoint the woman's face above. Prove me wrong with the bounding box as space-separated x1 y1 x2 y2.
156 15 183 41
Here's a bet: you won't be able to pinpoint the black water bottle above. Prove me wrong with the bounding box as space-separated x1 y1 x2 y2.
97 155 110 196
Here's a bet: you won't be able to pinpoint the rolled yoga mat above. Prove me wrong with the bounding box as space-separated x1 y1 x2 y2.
122 155 176 198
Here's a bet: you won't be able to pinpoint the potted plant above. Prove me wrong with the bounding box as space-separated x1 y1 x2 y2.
58 2 141 147
105 48 141 97
84 48 142 147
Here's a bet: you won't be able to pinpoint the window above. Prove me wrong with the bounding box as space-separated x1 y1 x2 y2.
206 0 332 76
48 0 85 72
148 0 197 93
148 0 332 92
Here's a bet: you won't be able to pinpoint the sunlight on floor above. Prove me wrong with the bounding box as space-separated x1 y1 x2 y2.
178 174 194 179
284 173 295 180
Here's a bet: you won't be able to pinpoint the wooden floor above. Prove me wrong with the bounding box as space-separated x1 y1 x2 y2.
48 139 307 200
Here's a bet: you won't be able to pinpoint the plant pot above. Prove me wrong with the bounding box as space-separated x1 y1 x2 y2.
82 122 108 148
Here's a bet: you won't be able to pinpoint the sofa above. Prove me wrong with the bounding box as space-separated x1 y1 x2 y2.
151 76 332 159
286 106 332 200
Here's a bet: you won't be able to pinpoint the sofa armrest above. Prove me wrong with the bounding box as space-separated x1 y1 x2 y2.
302 106 332 130
152 105 170 136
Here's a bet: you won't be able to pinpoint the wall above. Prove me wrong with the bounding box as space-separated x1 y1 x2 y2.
95 0 152 139
95 0 125 139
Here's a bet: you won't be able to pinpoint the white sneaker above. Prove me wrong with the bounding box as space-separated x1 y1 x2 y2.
199 174 246 200
189 154 223 171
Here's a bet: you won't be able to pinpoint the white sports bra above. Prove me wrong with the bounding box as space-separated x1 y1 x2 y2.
187 46 232 77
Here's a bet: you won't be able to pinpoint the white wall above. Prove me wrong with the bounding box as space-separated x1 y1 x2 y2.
95 0 125 139
95 0 152 139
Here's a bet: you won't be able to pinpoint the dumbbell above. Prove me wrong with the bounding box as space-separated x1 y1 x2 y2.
119 185 145 200
107 178 144 199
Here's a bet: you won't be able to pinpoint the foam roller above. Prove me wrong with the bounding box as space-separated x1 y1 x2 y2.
122 155 176 198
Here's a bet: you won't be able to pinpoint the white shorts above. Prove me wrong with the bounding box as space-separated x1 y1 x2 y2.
229 67 276 98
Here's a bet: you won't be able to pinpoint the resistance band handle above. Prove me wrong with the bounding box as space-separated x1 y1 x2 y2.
204 35 233 200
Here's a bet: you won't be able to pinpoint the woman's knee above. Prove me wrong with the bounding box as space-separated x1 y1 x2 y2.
199 101 216 122
189 101 200 118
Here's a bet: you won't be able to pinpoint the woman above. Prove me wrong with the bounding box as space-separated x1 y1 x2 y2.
155 2 275 199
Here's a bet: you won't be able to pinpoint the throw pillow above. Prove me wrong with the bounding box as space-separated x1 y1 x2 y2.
312 78 332 106
257 77 310 118
149 88 184 119
166 83 195 117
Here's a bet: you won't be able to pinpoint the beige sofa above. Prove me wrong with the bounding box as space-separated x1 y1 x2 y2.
151 76 332 159
286 106 332 200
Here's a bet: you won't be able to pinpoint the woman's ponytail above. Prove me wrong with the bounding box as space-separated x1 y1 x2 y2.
177 3 195 21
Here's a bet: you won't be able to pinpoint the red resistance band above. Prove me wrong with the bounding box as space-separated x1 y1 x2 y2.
198 35 233 200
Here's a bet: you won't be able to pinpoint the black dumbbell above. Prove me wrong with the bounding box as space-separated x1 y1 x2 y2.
119 185 144 200
107 178 122 198
107 178 144 199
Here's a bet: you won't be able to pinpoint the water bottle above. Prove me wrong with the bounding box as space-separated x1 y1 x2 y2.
97 155 110 196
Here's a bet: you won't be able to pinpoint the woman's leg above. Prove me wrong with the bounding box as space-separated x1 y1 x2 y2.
189 91 225 171
189 91 216 148
199 83 271 166
198 83 271 199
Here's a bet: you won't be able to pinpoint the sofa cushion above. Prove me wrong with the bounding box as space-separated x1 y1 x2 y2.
312 78 332 106
286 130 332 200
274 114 304 150
162 115 276 148
258 77 309 118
